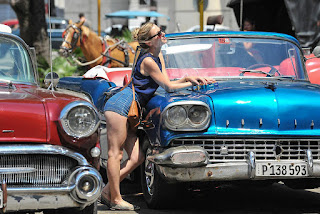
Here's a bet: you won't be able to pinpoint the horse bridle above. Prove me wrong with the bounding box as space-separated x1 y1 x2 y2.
60 24 82 54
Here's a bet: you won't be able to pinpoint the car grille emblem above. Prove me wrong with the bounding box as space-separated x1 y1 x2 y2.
220 146 228 155
274 143 283 158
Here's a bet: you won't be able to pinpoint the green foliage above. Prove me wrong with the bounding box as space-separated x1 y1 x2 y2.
37 48 86 87
115 29 133 43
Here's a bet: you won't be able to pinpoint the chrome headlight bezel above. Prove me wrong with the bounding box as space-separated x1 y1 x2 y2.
59 101 100 138
162 101 211 131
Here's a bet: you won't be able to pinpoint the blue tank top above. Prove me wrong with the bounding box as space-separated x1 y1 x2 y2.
129 52 162 106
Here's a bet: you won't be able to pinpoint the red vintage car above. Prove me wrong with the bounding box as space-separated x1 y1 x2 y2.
0 29 102 213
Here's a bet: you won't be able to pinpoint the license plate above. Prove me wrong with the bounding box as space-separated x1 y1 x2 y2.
0 189 2 208
256 163 308 177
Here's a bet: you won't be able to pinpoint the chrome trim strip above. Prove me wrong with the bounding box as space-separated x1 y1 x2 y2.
306 149 313 175
7 186 74 194
2 130 14 133
0 167 36 174
0 144 89 165
247 151 256 179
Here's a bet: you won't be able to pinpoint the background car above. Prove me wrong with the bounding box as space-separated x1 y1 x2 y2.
57 31 320 209
1 17 69 49
0 28 102 213
47 17 69 49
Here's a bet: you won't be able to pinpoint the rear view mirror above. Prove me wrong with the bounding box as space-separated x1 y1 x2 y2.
44 72 60 90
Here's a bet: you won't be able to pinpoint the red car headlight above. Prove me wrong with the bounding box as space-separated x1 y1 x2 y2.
59 101 100 138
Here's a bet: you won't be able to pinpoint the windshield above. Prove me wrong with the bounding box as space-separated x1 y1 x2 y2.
162 37 306 80
0 37 35 83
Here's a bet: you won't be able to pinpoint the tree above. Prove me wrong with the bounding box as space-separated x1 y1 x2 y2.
10 0 50 62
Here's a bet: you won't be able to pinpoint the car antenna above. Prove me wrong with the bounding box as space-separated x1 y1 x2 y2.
48 0 54 91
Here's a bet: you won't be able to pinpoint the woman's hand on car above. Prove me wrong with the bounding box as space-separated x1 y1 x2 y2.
185 76 216 85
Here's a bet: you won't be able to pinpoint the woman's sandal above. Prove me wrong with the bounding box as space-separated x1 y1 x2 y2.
109 202 140 211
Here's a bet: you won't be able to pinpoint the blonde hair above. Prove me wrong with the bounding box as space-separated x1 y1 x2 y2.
132 22 154 49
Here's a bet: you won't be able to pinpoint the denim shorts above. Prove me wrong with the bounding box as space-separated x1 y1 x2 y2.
104 87 139 117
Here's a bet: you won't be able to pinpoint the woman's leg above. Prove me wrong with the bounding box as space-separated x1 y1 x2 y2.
102 127 145 199
121 128 145 178
104 111 128 204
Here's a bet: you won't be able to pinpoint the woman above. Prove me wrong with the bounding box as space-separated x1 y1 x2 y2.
101 22 214 211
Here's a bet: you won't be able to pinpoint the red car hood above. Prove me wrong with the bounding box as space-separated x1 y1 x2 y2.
0 85 47 142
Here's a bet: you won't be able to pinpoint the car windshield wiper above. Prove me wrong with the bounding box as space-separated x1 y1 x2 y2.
273 76 296 81
239 69 275 77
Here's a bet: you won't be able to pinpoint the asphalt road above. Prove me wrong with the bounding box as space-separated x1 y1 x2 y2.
98 128 320 214
97 182 320 214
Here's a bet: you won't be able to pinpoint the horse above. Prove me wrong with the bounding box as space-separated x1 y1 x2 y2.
59 19 139 68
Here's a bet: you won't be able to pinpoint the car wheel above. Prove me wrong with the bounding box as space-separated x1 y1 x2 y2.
44 201 97 214
141 145 186 209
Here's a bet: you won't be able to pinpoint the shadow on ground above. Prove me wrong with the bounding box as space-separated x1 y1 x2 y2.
97 181 320 214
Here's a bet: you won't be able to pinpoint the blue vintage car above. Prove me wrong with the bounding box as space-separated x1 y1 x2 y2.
58 31 320 209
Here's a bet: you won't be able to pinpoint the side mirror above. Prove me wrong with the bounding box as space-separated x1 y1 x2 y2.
313 46 320 58
44 72 60 90
207 15 224 25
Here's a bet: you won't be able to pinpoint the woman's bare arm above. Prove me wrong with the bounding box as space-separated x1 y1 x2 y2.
141 57 192 92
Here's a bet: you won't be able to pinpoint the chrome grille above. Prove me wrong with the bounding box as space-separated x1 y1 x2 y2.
0 154 78 186
171 138 320 162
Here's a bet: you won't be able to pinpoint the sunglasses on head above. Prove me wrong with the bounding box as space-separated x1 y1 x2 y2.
146 30 163 41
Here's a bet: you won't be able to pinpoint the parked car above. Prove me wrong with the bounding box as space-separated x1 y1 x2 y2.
2 17 69 49
47 17 69 49
0 28 102 213
0 19 19 30
57 31 320 209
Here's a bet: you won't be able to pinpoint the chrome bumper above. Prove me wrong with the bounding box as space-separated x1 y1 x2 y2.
0 145 103 212
4 167 103 212
149 146 320 182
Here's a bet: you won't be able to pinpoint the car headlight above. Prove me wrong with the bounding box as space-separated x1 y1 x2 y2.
166 106 187 125
163 101 211 131
59 101 100 138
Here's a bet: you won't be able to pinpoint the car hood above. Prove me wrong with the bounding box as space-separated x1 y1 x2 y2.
199 80 320 135
0 84 47 141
